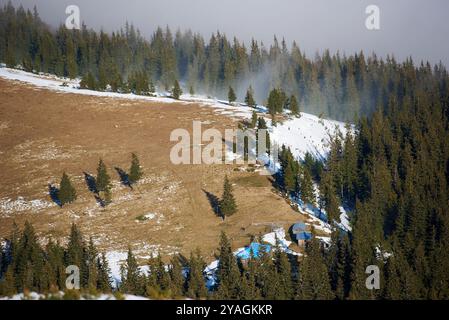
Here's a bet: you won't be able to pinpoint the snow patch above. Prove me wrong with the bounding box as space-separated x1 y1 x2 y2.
0 197 55 215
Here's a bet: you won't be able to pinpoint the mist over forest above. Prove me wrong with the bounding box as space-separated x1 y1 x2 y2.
1 3 448 122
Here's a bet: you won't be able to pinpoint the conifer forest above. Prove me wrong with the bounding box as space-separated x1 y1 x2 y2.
0 1 449 302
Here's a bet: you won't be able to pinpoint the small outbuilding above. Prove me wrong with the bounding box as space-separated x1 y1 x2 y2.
295 231 313 246
292 222 306 234
291 222 312 246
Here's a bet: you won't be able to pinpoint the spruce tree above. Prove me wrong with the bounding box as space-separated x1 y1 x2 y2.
59 172 77 206
96 158 112 203
289 94 300 115
14 222 45 292
66 223 88 288
244 86 256 108
129 153 143 185
186 249 207 299
320 172 340 223
299 167 315 205
219 175 237 219
149 80 156 94
250 110 258 128
240 256 260 299
257 117 267 129
267 88 285 116
172 80 182 100
298 239 333 300
215 232 241 299
86 237 98 292
228 86 237 104
97 252 112 292
121 246 142 295
274 247 294 299
169 254 185 297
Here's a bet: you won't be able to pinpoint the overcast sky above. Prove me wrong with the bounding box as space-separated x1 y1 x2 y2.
4 0 449 67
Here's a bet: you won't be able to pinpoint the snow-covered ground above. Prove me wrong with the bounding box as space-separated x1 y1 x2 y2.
0 67 183 104
262 227 301 256
269 114 349 161
0 196 55 216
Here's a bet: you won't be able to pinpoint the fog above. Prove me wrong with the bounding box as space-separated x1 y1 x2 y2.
4 0 449 66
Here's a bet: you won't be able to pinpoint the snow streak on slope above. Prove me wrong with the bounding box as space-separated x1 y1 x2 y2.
0 67 182 104
269 114 349 161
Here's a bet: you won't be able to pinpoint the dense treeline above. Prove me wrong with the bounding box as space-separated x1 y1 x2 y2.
324 89 449 299
0 222 113 297
1 3 448 121
278 77 449 298
0 223 335 300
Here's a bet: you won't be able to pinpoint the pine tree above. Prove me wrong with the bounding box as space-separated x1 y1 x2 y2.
257 117 267 129
250 110 258 128
14 222 45 292
289 94 300 115
121 246 142 295
66 223 88 288
298 239 333 300
215 232 241 299
267 88 285 116
172 79 182 100
274 247 294 299
45 238 65 291
299 167 315 205
283 165 296 194
186 249 207 299
240 256 260 299
156 254 171 293
169 254 185 297
129 153 143 184
320 171 340 223
149 80 156 94
332 233 351 299
86 237 98 292
97 252 112 292
245 86 256 108
219 175 237 219
228 86 237 104
96 158 112 203
59 172 77 206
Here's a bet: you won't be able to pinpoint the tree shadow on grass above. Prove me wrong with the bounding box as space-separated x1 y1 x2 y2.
48 184 61 207
114 167 133 190
83 172 98 194
94 194 106 208
202 189 222 219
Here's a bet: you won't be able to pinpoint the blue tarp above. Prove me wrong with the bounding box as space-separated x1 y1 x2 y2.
236 242 271 260
292 222 306 234
296 231 312 241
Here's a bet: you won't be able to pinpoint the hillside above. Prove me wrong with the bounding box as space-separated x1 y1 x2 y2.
0 67 349 284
